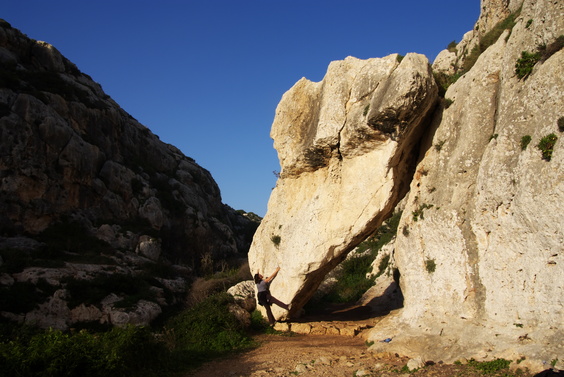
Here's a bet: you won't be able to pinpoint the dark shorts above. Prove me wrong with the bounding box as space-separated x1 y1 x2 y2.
257 291 270 306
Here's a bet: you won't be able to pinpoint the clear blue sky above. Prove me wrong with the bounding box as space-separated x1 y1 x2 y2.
3 1 479 217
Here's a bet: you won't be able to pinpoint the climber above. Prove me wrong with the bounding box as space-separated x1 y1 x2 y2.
254 267 289 325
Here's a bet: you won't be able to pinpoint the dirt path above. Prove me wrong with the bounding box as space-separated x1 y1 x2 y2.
188 303 540 377
189 332 385 377
188 331 539 377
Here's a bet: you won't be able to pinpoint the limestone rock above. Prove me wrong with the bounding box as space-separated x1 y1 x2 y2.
250 0 562 369
228 303 251 329
227 280 257 312
367 0 564 368
249 53 438 319
135 235 161 261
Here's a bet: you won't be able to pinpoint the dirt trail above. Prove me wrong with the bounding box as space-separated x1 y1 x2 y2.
189 333 375 377
188 331 539 377
188 305 539 377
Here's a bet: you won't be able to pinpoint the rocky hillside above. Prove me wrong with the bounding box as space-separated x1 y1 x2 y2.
249 0 562 371
0 19 258 330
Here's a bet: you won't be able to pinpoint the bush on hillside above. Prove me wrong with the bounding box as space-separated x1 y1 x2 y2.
164 293 253 365
0 325 167 377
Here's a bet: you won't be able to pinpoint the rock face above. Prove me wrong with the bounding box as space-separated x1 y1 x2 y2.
368 0 564 367
248 54 438 319
0 19 257 329
250 0 563 369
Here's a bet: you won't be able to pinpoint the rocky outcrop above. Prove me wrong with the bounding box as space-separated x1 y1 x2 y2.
367 0 564 369
0 19 258 329
248 54 438 319
250 0 563 370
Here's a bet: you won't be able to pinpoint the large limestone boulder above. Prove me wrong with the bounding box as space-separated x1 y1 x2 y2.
367 0 564 369
248 54 438 319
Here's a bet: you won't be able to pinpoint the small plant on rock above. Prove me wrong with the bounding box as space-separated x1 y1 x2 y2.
412 203 433 222
515 50 540 79
425 259 436 273
558 116 564 132
520 135 532 150
537 133 558 161
434 140 446 152
468 358 512 374
270 235 281 247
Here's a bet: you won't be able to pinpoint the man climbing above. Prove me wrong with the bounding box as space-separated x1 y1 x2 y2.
254 267 289 325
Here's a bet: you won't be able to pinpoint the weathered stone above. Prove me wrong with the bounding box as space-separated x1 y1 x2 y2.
227 280 257 312
407 356 425 371
273 322 290 332
310 324 327 335
24 289 70 330
249 53 438 320
70 304 104 324
367 0 564 369
290 322 312 334
135 235 161 261
340 326 359 337
228 303 251 328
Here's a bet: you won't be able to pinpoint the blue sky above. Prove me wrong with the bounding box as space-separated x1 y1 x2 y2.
3 1 479 216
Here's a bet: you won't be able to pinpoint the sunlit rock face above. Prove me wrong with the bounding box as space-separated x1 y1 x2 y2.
248 53 438 319
367 0 564 369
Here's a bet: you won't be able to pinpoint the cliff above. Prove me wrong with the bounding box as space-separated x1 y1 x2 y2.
249 0 563 370
0 20 257 329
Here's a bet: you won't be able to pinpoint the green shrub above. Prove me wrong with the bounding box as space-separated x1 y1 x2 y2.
412 203 433 222
558 117 564 132
0 292 257 376
433 71 462 96
462 9 520 74
0 325 167 377
271 234 281 247
425 259 436 273
447 40 458 52
309 212 402 306
515 35 564 80
165 293 252 364
537 133 558 161
468 358 511 374
515 51 541 79
521 135 532 150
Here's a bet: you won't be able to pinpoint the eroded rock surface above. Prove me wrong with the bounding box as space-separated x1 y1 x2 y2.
367 0 564 368
250 0 563 370
0 19 258 329
248 54 438 319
